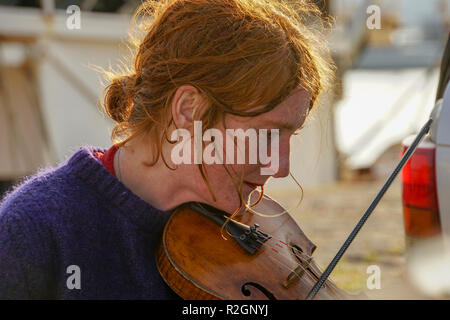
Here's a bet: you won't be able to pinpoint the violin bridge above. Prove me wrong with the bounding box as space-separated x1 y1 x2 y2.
283 256 312 288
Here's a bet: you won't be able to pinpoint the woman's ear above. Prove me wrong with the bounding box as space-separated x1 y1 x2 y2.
172 85 207 129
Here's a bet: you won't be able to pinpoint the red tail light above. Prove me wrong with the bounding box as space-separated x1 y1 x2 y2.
402 145 441 238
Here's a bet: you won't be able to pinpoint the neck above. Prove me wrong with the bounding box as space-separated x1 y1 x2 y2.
114 137 203 211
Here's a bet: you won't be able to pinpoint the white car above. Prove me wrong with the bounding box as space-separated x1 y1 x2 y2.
401 35 450 247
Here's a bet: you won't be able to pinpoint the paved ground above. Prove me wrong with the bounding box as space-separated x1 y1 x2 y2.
267 144 426 299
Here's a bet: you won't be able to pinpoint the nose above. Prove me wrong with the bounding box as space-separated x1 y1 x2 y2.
271 136 290 179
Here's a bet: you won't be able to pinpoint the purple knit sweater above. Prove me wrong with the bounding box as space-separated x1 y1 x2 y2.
0 146 179 299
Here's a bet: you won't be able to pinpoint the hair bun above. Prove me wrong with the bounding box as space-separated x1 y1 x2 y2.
103 76 134 123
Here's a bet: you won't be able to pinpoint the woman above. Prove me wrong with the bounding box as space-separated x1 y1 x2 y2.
0 0 332 299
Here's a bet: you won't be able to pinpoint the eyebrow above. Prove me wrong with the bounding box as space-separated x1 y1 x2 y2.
260 105 310 131
260 119 304 131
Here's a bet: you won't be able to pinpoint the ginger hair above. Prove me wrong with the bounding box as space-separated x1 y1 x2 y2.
102 0 334 166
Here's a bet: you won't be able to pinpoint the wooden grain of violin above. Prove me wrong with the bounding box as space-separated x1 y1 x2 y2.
156 192 351 300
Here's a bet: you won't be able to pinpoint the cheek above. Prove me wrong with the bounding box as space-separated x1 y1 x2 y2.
201 164 243 208
203 163 243 186
200 163 253 202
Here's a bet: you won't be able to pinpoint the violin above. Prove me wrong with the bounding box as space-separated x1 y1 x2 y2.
156 117 434 300
156 191 350 300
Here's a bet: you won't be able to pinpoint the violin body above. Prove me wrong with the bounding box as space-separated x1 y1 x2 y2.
156 194 349 300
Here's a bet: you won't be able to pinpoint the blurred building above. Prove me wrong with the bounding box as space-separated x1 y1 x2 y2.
0 3 133 197
330 0 449 177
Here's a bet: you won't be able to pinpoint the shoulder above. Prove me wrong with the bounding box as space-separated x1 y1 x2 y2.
0 146 107 230
0 163 68 299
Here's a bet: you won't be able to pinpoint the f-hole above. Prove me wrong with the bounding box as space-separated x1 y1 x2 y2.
241 282 277 300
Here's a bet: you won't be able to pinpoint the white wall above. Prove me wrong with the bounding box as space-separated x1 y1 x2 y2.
37 39 127 160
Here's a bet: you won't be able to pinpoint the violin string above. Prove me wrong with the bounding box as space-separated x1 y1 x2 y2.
256 235 314 263
250 242 303 280
267 238 322 285
265 235 315 261
252 243 328 300
232 209 315 261
258 244 319 287
221 216 319 286
265 250 304 280
224 225 315 272
249 238 319 287
226 230 298 273
261 238 321 285
225 230 296 272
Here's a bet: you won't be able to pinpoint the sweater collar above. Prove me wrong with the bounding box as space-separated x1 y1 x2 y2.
66 146 172 232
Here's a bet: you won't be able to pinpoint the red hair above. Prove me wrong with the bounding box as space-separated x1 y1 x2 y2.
102 0 334 164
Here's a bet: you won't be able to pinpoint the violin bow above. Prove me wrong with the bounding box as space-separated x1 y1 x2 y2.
306 118 434 300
